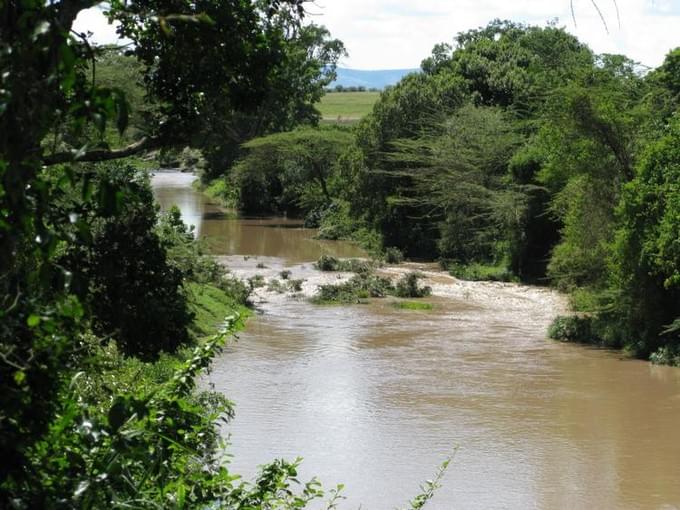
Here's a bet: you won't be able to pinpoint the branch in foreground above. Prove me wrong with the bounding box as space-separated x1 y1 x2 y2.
42 136 161 166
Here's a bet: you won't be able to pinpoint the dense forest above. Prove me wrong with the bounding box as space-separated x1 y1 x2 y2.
2 0 680 508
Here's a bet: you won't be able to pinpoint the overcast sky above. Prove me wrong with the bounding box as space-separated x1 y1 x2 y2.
75 0 680 70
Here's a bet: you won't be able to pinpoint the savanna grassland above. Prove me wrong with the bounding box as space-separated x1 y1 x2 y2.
317 91 381 123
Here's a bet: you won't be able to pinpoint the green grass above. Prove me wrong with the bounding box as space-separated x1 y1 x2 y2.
187 281 250 338
392 301 433 311
317 91 380 124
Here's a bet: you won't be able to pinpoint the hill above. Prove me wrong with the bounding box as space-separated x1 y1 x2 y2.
330 67 418 90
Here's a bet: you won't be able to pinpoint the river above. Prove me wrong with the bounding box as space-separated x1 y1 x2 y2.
153 171 680 510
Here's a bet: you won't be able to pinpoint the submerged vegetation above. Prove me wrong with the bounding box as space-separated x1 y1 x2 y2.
311 260 432 304
312 273 395 304
393 301 434 311
315 255 376 273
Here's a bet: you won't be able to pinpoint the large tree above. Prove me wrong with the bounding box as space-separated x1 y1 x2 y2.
0 0 321 495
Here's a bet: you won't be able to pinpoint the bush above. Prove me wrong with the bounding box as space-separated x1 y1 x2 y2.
314 201 354 239
383 247 404 264
187 282 249 338
248 274 266 289
287 279 304 292
312 273 393 304
315 255 373 273
157 205 250 308
267 279 286 293
62 165 194 360
548 315 594 342
394 272 432 298
178 146 205 172
447 261 517 282
201 177 238 209
650 345 680 366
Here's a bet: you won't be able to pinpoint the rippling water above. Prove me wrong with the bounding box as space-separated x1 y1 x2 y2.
153 171 680 510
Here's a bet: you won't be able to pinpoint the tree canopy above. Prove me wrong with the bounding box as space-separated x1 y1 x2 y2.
0 1 350 505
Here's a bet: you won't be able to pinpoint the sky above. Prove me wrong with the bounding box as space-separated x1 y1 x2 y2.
74 0 680 70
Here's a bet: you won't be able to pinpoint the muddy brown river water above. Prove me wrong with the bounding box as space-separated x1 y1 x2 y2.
153 171 680 510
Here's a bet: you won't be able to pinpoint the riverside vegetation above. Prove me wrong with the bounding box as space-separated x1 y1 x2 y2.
2 1 680 508
203 20 680 366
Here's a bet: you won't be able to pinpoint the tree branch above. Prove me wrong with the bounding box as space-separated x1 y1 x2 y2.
42 136 161 166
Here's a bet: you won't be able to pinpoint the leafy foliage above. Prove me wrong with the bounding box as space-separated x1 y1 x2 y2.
315 255 374 273
607 115 680 356
231 126 353 216
394 272 432 298
57 165 194 360
318 19 680 363
312 273 395 304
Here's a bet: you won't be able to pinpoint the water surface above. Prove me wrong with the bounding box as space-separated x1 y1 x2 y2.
153 171 680 510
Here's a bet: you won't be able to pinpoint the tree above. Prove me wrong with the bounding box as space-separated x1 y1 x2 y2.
0 0 310 497
58 164 194 360
339 21 594 260
232 126 353 215
534 57 649 289
610 115 680 357
198 21 346 179
387 105 524 265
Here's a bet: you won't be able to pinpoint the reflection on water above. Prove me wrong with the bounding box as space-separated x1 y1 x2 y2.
153 171 680 510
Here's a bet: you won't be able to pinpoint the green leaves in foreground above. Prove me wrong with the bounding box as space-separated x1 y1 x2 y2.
405 454 454 510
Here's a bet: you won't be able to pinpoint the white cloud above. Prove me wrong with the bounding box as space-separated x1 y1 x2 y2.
74 1 679 70
310 0 679 69
73 6 122 45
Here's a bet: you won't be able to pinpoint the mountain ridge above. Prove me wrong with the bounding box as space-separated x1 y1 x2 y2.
329 67 419 90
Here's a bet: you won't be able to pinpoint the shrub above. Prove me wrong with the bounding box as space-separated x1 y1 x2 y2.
315 255 373 273
202 177 238 209
61 165 194 360
650 345 680 366
548 315 594 342
316 255 340 271
383 247 404 264
394 272 432 298
178 146 206 172
287 279 304 292
447 261 517 282
248 274 266 289
312 273 393 304
267 279 286 293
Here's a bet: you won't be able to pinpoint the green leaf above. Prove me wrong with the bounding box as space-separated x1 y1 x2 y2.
13 371 26 385
26 314 41 328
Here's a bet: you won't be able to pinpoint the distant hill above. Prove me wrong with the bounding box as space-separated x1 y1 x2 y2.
329 67 419 90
